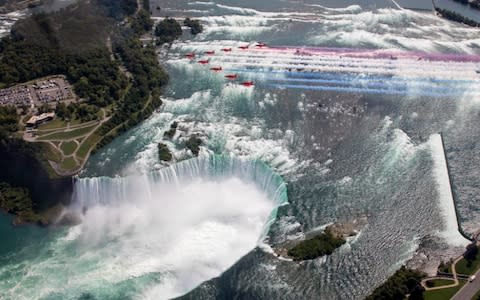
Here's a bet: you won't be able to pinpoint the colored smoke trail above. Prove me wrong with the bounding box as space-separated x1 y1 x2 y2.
227 69 480 84
262 46 480 63
267 83 480 97
175 43 480 96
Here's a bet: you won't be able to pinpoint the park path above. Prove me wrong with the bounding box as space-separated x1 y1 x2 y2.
421 256 463 291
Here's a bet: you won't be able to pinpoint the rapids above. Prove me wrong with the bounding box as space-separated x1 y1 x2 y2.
1 0 480 299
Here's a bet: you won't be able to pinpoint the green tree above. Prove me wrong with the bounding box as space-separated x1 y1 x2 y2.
155 18 182 45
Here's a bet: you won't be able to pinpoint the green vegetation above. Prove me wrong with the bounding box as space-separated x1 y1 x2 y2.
366 266 425 300
60 141 77 156
0 0 170 224
452 0 480 10
425 279 455 288
435 7 480 27
155 17 182 45
0 38 127 107
158 143 172 161
37 118 68 130
0 182 47 225
184 18 203 35
76 137 95 159
185 136 202 156
423 280 465 300
93 32 167 151
454 243 480 276
163 121 178 139
438 260 453 274
287 230 346 261
455 257 480 275
36 124 97 141
56 103 101 122
0 106 19 139
131 10 154 35
60 157 77 171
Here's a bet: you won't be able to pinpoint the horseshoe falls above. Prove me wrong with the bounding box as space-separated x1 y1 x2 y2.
2 0 480 299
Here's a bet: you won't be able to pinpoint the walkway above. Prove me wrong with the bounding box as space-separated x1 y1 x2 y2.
421 256 463 291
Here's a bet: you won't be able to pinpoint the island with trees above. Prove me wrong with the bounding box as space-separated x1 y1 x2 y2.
287 229 346 261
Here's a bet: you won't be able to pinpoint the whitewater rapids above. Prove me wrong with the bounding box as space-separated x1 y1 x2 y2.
0 156 287 300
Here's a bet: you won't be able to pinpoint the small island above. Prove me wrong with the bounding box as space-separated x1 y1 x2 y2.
287 228 346 261
158 143 172 161
275 218 367 261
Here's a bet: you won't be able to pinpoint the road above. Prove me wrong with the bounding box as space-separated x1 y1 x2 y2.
452 269 480 300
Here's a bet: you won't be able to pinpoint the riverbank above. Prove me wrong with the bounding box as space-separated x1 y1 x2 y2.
0 0 170 225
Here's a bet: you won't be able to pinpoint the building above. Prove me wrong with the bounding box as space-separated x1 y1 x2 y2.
26 112 55 128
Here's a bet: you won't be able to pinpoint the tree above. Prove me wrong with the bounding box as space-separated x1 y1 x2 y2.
465 243 478 262
184 18 203 35
155 18 182 45
131 10 153 35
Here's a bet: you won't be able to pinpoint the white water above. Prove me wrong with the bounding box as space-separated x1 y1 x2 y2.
0 157 288 300
67 157 286 299
429 133 470 247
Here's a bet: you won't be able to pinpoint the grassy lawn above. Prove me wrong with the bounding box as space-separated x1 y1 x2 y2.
424 280 465 300
426 279 455 288
76 133 100 159
60 141 77 156
456 255 480 275
37 118 68 130
60 157 78 171
42 143 62 163
36 124 97 141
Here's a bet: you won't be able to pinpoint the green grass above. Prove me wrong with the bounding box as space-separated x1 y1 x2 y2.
426 279 455 288
42 143 62 163
76 133 100 159
36 124 97 141
424 280 465 300
60 157 78 171
37 118 68 130
60 141 77 156
456 255 480 275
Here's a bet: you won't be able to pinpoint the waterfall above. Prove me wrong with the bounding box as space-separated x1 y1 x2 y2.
73 155 289 241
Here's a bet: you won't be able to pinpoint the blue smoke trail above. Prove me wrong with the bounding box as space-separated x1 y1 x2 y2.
268 83 480 98
267 77 478 95
227 68 480 85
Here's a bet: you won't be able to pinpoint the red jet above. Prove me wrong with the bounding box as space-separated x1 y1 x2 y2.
205 50 215 55
241 81 255 87
210 67 223 72
238 45 249 50
225 74 238 80
198 60 210 65
222 48 232 52
255 42 267 48
185 52 196 59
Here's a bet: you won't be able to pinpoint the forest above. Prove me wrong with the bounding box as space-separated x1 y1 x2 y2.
287 230 346 261
366 266 425 300
0 0 168 223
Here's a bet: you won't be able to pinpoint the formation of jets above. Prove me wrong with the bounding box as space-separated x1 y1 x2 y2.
183 42 268 87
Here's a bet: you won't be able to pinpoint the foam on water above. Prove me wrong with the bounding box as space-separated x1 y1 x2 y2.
429 134 470 246
0 156 288 300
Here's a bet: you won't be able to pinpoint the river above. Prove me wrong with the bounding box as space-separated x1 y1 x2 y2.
1 0 480 299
